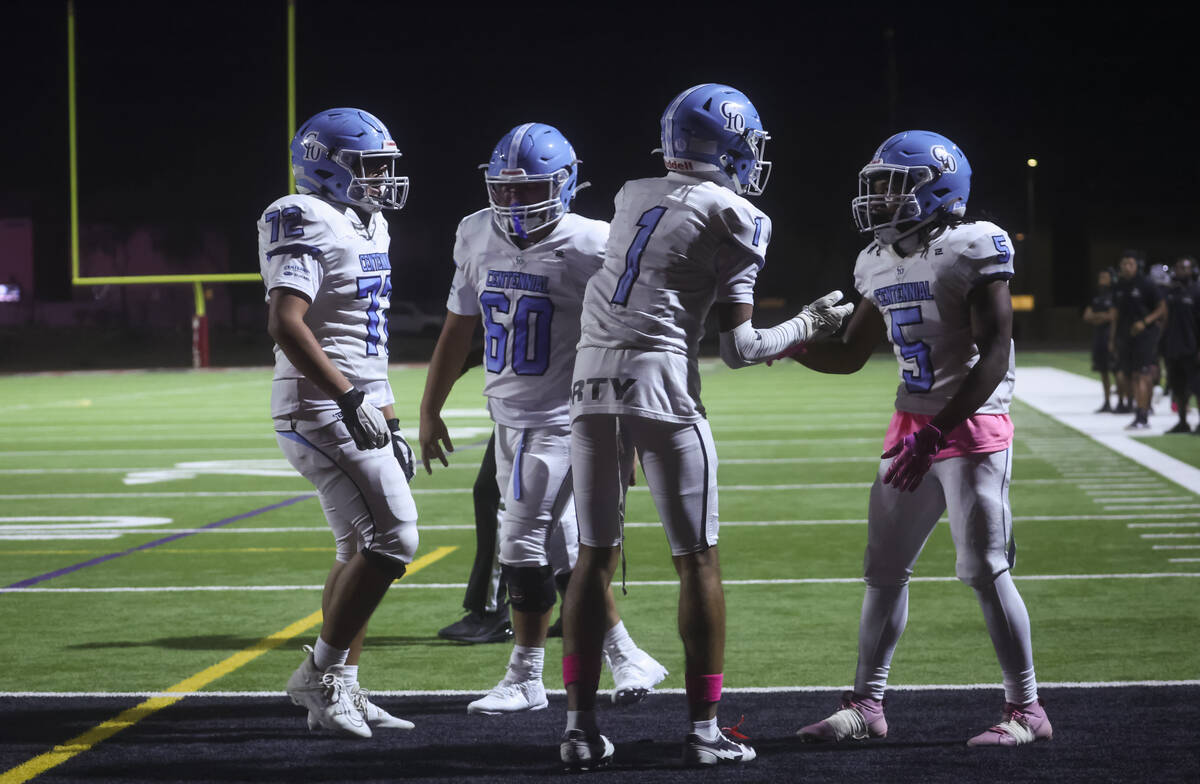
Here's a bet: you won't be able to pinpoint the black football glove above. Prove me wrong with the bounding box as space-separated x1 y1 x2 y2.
335 388 390 451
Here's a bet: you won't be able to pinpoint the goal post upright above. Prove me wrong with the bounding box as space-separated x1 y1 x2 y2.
64 0 298 368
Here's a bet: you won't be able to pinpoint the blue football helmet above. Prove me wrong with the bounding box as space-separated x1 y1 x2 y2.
291 108 408 212
852 130 971 244
656 83 771 196
483 123 582 240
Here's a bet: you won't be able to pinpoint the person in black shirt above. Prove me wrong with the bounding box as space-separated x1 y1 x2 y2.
1083 268 1117 412
1110 251 1166 429
1162 256 1200 433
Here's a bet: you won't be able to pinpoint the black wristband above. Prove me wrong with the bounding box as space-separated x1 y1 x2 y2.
386 418 400 433
335 388 364 413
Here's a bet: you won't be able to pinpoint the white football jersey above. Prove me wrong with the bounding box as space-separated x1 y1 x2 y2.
573 173 770 422
446 210 608 427
854 221 1017 416
258 194 395 417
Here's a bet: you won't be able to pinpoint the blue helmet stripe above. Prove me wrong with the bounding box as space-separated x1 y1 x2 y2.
507 123 535 169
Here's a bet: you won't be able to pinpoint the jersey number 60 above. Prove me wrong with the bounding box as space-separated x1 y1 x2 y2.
480 292 555 376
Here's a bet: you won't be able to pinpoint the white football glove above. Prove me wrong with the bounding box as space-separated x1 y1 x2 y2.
796 290 854 341
335 388 390 451
387 418 416 482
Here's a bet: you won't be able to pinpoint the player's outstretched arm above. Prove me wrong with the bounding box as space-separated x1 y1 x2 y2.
716 292 855 369
418 312 480 474
794 299 886 374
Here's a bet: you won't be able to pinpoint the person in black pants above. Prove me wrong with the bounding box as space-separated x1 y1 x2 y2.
1083 268 1117 412
435 348 513 644
1110 251 1166 430
1162 256 1200 433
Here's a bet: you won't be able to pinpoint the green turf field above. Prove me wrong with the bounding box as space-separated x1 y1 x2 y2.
2 353 1198 697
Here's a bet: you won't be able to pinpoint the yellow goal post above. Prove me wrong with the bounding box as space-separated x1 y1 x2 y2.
66 0 297 367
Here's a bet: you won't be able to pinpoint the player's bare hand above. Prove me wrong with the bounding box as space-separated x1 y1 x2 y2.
418 415 453 474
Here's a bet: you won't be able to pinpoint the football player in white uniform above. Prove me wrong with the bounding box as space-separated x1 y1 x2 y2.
419 123 667 718
558 84 852 770
790 131 1052 747
260 108 418 738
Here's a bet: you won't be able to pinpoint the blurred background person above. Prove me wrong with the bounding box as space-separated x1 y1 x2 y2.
1083 268 1116 412
1161 256 1200 433
1110 250 1166 430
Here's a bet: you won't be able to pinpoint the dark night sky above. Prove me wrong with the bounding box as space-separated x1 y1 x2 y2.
3 1 1197 310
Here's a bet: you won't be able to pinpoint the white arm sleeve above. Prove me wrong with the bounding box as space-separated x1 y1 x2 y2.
719 317 806 368
718 290 854 368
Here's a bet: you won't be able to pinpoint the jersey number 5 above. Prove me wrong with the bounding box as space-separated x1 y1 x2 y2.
890 305 934 393
610 206 667 306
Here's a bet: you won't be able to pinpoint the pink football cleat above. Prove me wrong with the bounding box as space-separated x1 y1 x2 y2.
967 698 1053 746
797 691 888 742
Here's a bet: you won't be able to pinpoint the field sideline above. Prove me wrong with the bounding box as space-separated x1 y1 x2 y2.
2 351 1199 781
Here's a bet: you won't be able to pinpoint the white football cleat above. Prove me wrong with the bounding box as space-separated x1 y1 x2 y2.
307 683 414 731
466 676 548 715
560 729 614 771
682 730 756 767
605 647 668 705
286 646 370 738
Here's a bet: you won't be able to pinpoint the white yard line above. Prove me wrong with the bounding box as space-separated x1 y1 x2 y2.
3 679 1198 699
1016 367 1200 493
7 513 1200 540
6 572 1198 594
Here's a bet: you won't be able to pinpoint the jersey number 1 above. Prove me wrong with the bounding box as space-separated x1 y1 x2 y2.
610 206 667 306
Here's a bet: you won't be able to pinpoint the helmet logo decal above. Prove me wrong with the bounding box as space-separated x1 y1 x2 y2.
930 145 957 173
719 101 746 133
301 131 325 162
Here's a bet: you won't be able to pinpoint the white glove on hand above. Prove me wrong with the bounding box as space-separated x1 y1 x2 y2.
387 418 416 482
796 290 854 341
335 388 390 451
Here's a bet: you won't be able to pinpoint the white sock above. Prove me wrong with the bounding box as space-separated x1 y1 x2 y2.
312 637 349 671
975 571 1038 705
566 709 598 734
507 645 544 682
338 664 359 687
603 620 637 658
853 583 909 701
691 717 720 742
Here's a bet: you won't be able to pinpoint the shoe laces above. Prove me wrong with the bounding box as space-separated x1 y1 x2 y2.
721 715 750 741
824 706 869 740
320 672 347 704
989 715 1036 744
350 684 371 713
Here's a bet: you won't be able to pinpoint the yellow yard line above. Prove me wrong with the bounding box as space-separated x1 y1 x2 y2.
0 545 456 784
